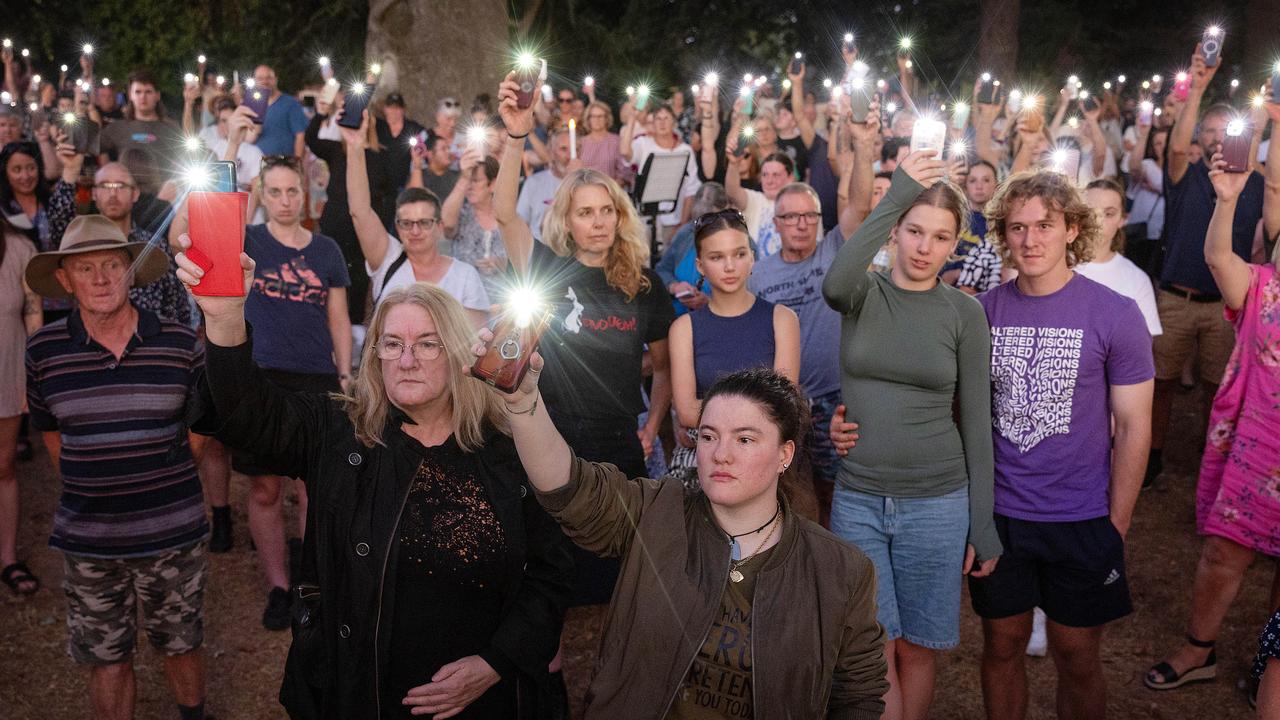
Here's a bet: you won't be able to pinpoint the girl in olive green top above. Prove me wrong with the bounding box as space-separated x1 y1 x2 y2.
822 149 1002 720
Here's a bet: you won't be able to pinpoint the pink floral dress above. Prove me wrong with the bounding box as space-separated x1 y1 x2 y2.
1198 263 1280 555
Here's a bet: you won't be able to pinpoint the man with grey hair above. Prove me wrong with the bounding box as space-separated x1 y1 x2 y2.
655 181 733 316
748 114 876 524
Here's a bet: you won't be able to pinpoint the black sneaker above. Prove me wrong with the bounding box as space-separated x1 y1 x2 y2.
1143 451 1164 489
209 507 233 553
262 587 291 631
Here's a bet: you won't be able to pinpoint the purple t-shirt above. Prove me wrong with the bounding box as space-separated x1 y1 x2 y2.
979 274 1154 522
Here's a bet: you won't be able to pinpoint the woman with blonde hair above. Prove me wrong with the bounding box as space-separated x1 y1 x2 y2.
495 72 675 606
172 241 574 720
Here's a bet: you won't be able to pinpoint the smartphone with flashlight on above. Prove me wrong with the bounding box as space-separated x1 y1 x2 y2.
243 84 270 125
59 113 100 156
1201 27 1224 68
788 52 804 76
841 33 856 56
1273 65 1280 106
1081 95 1100 113
976 74 1000 105
473 306 555 394
187 161 249 297
1138 100 1154 125
1051 139 1082 182
1173 73 1191 102
1222 120 1253 173
910 118 947 154
847 83 872 123
514 58 546 110
338 83 374 129
732 127 756 158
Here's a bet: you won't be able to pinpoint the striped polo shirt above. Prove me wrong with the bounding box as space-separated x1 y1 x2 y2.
26 306 208 558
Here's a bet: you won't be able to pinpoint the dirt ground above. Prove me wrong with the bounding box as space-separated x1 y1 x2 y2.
0 384 1274 719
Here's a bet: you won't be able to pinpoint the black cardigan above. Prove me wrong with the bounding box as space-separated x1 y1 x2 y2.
203 330 573 720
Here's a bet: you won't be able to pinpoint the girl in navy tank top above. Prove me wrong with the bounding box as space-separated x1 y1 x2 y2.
668 209 801 474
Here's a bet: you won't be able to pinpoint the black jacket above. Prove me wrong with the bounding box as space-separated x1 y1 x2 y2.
203 332 573 719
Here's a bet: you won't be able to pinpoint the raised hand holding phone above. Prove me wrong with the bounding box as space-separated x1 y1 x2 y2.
498 73 537 141
1207 153 1251 201
174 233 255 328
898 149 946 187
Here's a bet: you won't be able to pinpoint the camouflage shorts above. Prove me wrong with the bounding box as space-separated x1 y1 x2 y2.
61 541 207 665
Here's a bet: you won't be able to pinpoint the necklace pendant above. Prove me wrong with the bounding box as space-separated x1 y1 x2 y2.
730 539 742 561
729 568 744 583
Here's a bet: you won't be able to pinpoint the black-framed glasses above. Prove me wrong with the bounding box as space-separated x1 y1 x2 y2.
261 154 302 173
558 96 575 104
776 211 822 226
692 208 749 235
395 217 439 231
375 338 445 362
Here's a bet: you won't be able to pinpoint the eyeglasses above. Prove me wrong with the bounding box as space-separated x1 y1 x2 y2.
558 96 575 104
94 181 136 193
375 338 445 362
693 208 749 234
395 217 439 231
441 99 460 108
776 211 822 226
261 155 302 173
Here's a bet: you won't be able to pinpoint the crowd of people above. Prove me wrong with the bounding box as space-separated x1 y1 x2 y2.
2 25 1280 720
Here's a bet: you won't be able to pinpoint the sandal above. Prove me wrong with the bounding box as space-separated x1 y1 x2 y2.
1 562 40 595
1144 635 1217 690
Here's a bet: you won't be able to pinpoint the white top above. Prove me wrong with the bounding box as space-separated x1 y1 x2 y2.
631 135 701 226
367 233 491 311
516 169 562 242
742 188 781 257
1076 255 1163 336
1125 158 1165 241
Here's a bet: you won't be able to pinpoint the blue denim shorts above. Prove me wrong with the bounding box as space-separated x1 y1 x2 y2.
831 485 968 649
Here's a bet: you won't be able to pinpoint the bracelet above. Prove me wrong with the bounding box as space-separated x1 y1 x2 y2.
507 131 529 140
506 395 539 416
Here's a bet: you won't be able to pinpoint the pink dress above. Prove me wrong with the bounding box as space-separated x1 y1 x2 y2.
1198 263 1280 556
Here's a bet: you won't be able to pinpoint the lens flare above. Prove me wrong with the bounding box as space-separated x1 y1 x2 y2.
82 44 93 55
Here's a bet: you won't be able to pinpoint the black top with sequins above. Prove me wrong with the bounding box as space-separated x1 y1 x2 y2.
383 437 515 717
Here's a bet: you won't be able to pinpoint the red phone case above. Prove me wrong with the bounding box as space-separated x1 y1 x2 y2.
188 191 249 296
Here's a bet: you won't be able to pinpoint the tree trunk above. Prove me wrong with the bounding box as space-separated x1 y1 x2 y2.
1243 0 1280 72
977 0 1020 81
365 0 511 127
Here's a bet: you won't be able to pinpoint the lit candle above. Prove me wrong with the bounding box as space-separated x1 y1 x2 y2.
568 118 577 160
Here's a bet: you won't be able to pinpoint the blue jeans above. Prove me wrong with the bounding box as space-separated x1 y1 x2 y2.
831 485 969 649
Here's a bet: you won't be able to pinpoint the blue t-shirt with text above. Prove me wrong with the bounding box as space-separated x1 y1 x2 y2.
254 93 310 156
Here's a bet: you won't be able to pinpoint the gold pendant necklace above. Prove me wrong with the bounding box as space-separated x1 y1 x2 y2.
728 512 781 583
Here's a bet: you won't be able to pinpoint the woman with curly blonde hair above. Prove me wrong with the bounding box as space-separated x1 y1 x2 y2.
495 72 676 607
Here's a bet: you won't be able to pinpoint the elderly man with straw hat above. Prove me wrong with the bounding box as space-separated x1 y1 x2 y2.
24 214 213 720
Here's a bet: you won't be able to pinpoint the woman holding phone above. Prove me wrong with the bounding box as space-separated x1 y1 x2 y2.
173 248 573 719
1144 151 1280 692
441 150 508 299
667 209 799 475
495 72 675 607
472 340 888 716
822 150 1001 720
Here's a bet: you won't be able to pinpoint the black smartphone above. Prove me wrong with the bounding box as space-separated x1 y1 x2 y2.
209 160 237 192
1201 27 1223 68
977 75 1000 105
338 83 375 129
1081 96 1100 113
788 53 803 76
60 113 99 155
243 86 270 125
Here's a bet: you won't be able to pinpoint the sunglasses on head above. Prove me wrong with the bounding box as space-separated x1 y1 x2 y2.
261 154 302 173
692 208 749 235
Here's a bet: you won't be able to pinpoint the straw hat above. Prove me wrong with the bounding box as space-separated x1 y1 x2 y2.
25 214 169 299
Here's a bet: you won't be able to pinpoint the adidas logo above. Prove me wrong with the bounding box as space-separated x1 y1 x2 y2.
1103 569 1120 586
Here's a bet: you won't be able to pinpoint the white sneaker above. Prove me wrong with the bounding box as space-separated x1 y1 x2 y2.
1025 607 1048 657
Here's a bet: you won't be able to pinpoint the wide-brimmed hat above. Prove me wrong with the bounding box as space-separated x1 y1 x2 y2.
25 214 169 299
